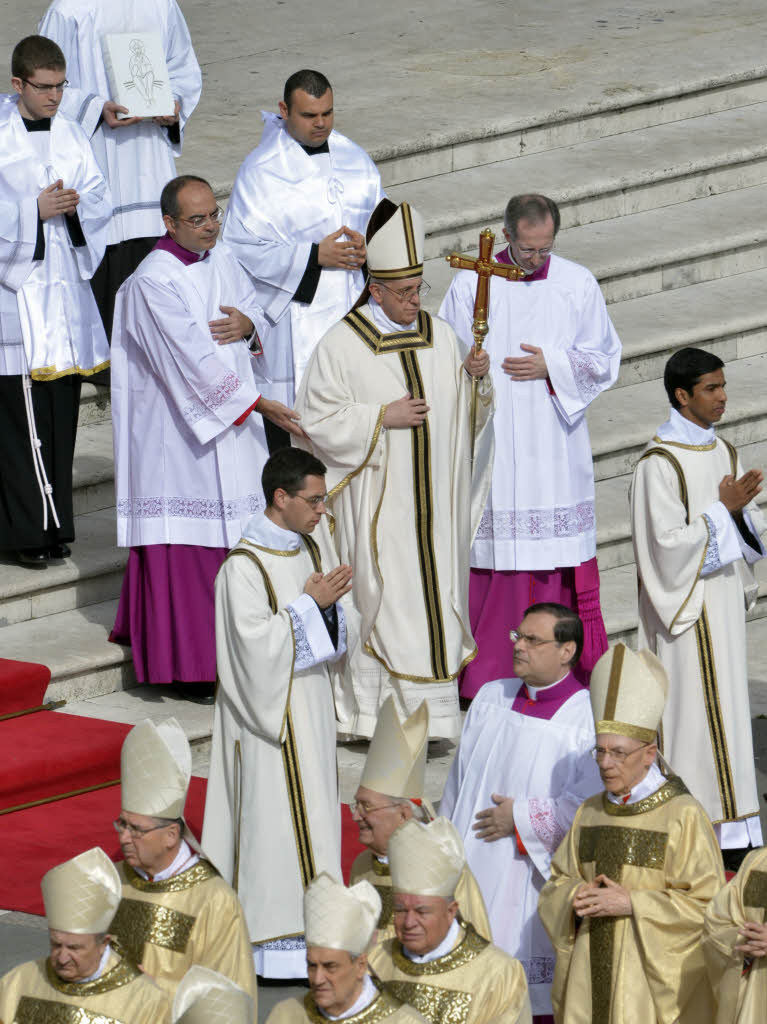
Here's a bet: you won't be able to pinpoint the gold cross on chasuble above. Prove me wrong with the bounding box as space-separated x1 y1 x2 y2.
16 997 122 1024
578 825 668 1024
109 898 196 965
743 869 767 916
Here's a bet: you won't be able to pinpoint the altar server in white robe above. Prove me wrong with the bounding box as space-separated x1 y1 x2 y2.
631 346 766 869
439 193 620 699
441 602 602 1019
0 36 110 565
39 0 202 335
294 200 494 740
203 447 356 979
111 175 300 701
223 69 382 449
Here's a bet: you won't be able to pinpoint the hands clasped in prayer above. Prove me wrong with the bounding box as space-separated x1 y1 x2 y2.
319 225 366 269
502 343 548 381
304 564 353 609
573 875 632 918
472 793 515 842
718 468 763 512
735 920 767 957
38 179 79 219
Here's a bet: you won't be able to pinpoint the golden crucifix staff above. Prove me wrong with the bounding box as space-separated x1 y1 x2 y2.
446 228 524 468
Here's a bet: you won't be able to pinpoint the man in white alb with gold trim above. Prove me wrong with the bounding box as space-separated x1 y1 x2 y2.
349 697 491 943
0 847 169 1023
172 967 255 1023
295 200 493 739
368 818 531 1024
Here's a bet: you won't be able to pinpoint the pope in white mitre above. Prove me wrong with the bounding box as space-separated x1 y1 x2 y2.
294 199 494 739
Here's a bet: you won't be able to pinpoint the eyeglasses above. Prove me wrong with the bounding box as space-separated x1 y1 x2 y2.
349 800 399 815
174 207 223 229
376 281 431 303
113 818 168 838
22 78 69 94
591 742 650 764
293 493 328 509
514 246 553 258
509 629 557 648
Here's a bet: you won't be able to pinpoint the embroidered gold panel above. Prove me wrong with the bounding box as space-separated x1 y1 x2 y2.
109 898 195 964
744 869 767 913
384 981 472 1024
16 997 123 1024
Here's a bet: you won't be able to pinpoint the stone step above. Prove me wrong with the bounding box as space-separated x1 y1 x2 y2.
73 420 115 516
388 103 767 260
0 509 125 628
421 182 767 307
79 382 111 428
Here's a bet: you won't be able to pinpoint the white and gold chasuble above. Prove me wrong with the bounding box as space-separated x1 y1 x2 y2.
538 776 725 1023
368 924 531 1024
266 984 425 1024
294 305 493 739
0 945 169 1023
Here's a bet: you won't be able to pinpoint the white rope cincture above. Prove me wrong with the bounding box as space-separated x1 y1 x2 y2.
22 373 60 532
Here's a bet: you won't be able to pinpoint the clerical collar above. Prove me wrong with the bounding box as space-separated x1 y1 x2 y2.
374 854 389 864
153 233 211 265
368 296 416 334
606 761 665 805
22 116 52 132
134 839 198 881
319 974 378 1019
241 511 301 550
495 245 551 281
522 671 571 702
301 139 330 156
403 918 461 963
76 944 111 983
655 406 715 446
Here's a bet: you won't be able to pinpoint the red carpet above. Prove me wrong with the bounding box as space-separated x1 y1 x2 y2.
0 658 51 717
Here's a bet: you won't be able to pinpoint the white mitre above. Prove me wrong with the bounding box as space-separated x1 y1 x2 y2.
366 200 424 281
590 642 668 744
42 847 121 934
173 966 254 1024
121 717 191 818
304 872 381 956
360 696 428 799
388 817 465 901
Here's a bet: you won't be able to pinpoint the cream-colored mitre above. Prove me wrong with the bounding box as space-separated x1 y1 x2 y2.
388 817 464 901
590 642 668 744
366 201 424 281
121 717 191 818
173 966 254 1024
42 847 121 934
360 696 428 799
304 872 381 955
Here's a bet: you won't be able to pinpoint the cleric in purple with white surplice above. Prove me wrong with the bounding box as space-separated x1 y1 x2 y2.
109 175 302 702
439 193 620 698
441 603 602 1021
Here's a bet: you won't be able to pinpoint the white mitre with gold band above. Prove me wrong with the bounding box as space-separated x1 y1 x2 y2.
41 846 121 934
173 966 254 1024
388 817 465 901
304 872 381 955
360 696 428 799
121 717 191 818
590 642 668 743
366 200 424 281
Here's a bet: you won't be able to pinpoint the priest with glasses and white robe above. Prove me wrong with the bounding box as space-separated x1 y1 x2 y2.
439 193 620 699
223 69 382 449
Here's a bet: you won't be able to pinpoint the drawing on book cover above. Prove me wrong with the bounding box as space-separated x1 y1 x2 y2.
126 39 164 107
102 32 174 119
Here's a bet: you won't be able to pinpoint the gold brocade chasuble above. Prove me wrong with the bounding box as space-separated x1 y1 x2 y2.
0 946 169 1024
109 860 256 1011
538 776 725 1024
350 850 492 944
368 924 531 1024
265 984 425 1024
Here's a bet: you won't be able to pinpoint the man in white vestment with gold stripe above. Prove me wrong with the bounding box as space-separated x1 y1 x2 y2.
369 817 531 1024
0 847 170 1024
173 967 255 1023
538 643 725 1024
267 874 426 1024
294 200 494 739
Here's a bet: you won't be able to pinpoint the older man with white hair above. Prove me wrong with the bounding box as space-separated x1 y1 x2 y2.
0 847 169 1022
173 967 255 1023
368 817 531 1024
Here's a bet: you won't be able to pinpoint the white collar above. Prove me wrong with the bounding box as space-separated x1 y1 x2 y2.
319 975 378 1019
75 944 111 983
606 761 666 805
656 407 715 446
373 854 389 865
242 512 301 550
402 918 461 963
524 671 571 701
368 296 416 334
134 840 198 881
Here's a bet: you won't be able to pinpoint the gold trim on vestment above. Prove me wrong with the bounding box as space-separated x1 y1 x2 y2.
301 533 323 573
594 720 657 743
282 708 316 888
372 857 390 877
238 537 301 557
15 996 123 1024
601 774 689 816
695 605 737 820
390 923 488 976
109 898 196 965
30 359 111 382
375 884 395 928
225 548 280 611
603 644 624 722
743 870 767 913
382 982 472 1024
303 986 404 1024
367 264 424 281
362 641 476 684
722 439 739 476
327 404 386 505
342 310 434 355
651 434 716 452
44 944 139 996
233 738 243 894
402 203 418 268
122 859 218 893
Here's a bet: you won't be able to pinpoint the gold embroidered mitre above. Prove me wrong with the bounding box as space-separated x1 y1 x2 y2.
121 717 191 818
173 966 254 1023
366 201 424 281
590 642 668 744
388 817 464 900
360 696 428 799
304 872 381 955
41 846 121 934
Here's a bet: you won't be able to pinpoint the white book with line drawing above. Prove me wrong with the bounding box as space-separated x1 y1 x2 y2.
101 33 175 119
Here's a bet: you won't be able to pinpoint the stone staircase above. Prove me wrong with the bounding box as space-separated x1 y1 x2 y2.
3 66 767 728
